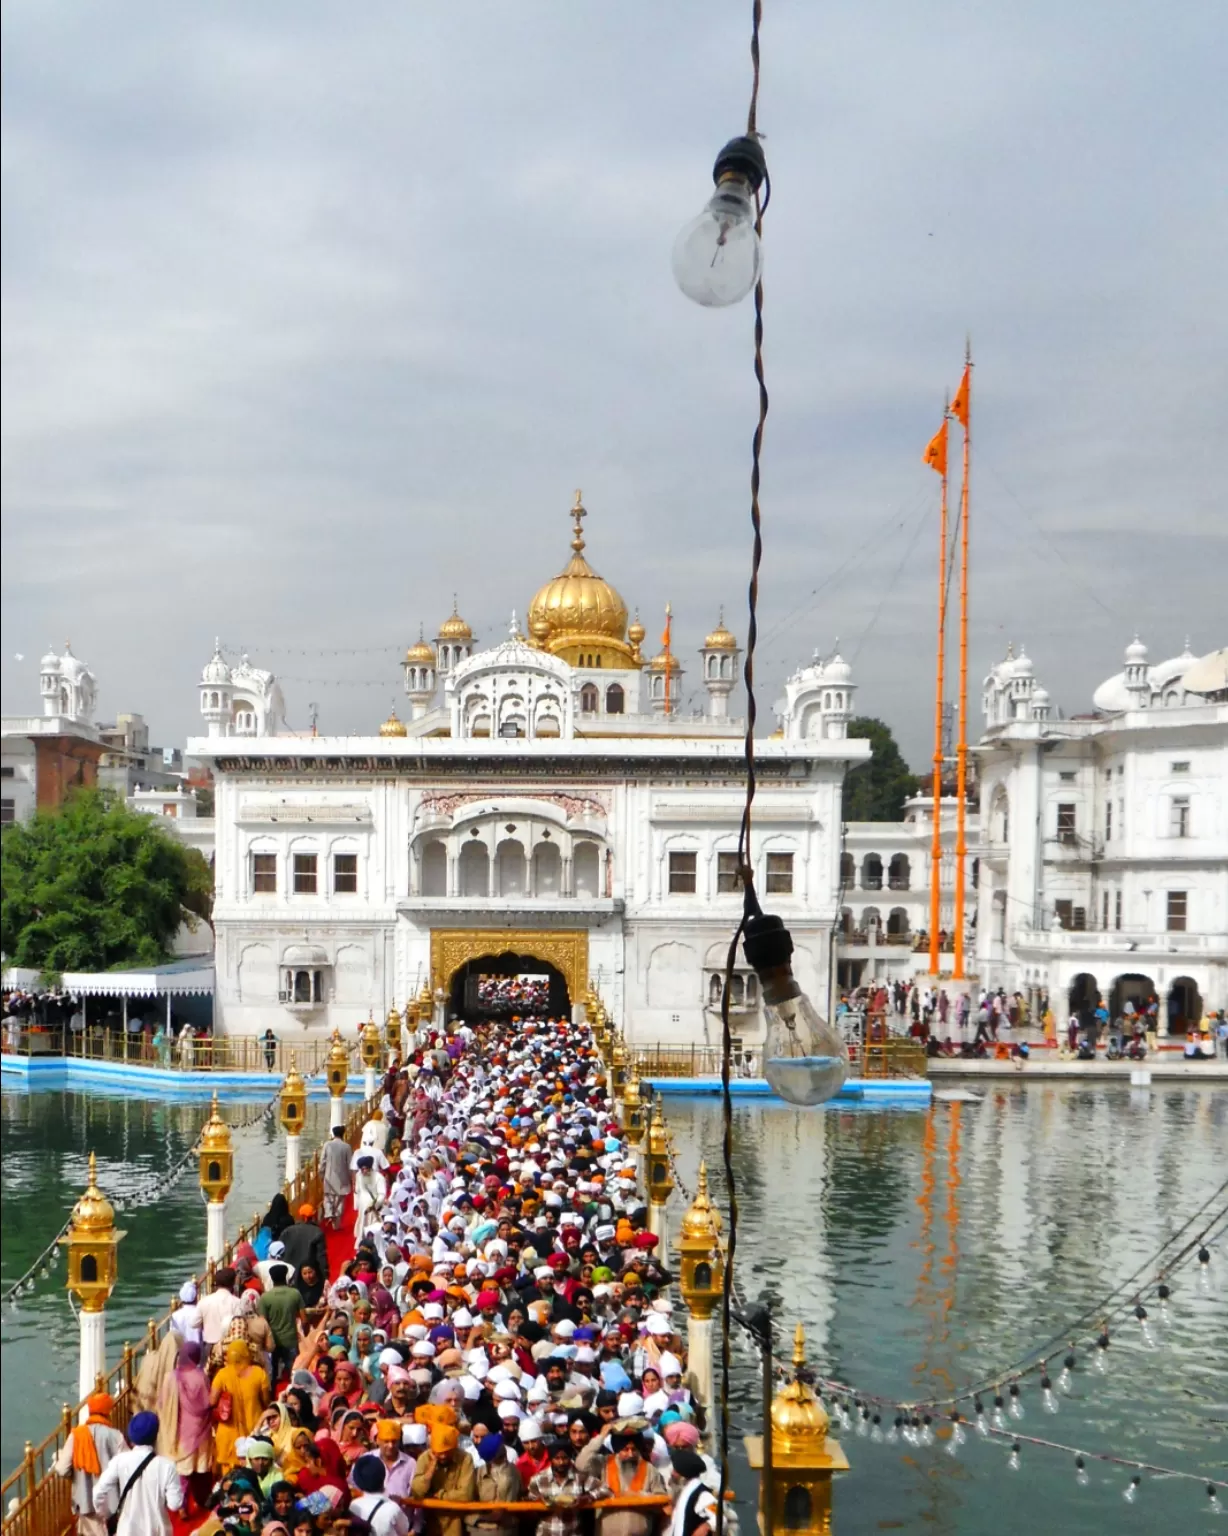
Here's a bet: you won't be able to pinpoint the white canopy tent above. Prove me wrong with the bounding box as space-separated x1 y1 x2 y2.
59 958 214 1030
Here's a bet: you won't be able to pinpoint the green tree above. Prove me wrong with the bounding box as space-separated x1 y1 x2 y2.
841 717 918 822
1 790 214 975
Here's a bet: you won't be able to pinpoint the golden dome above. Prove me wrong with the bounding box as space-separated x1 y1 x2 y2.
628 613 646 646
649 649 683 673
771 1326 830 1449
379 708 409 737
527 494 632 659
704 610 738 651
404 629 435 665
70 1152 115 1234
680 1161 723 1241
438 601 473 642
199 1093 233 1154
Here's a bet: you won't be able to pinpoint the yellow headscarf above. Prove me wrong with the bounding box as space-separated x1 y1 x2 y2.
225 1338 252 1370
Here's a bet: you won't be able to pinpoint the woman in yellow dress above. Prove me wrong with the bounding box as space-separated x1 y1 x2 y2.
209 1338 269 1473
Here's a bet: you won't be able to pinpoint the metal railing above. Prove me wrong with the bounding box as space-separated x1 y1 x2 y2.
2 1027 340 1076
0 1095 374 1536
633 1043 763 1079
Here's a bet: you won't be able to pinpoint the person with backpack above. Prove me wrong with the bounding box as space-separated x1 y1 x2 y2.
91 1411 183 1535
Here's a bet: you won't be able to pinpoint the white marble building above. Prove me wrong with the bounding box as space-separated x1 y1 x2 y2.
190 499 870 1042
974 639 1227 1029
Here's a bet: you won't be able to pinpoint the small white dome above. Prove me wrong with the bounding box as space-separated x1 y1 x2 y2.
1124 635 1148 665
1032 684 1050 705
825 652 852 684
40 647 61 670
1013 649 1034 679
201 644 231 686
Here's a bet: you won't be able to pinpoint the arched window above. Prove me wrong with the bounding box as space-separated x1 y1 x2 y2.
888 853 911 890
887 907 910 937
532 841 561 895
861 853 883 890
783 1486 812 1531
496 838 527 896
580 683 599 714
459 840 490 897
840 851 854 885
605 684 625 715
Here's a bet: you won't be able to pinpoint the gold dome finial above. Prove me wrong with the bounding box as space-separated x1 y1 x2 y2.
379 706 409 737
792 1322 807 1369
404 626 435 665
680 1160 723 1241
628 611 646 645
770 1324 830 1450
70 1151 116 1235
199 1091 233 1154
571 490 587 553
704 609 738 651
438 597 473 642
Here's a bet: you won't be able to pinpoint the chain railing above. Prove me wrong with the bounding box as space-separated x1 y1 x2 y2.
0 1092 374 1536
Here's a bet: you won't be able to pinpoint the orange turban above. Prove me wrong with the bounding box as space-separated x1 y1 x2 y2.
430 1423 460 1456
376 1418 403 1443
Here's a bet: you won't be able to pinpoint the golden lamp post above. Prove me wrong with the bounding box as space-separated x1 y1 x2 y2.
645 1098 674 1241
674 1160 725 1412
60 1152 125 1407
746 1324 849 1536
198 1093 234 1266
280 1054 307 1182
325 1028 350 1129
362 1017 385 1099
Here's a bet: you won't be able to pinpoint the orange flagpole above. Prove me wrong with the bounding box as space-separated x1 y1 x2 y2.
953 346 972 981
926 408 950 978
662 603 673 716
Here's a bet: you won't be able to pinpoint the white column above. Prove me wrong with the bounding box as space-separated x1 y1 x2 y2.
329 1095 346 1129
285 1133 301 1183
364 1065 378 1100
206 1200 227 1265
686 1314 715 1418
647 1196 667 1242
78 1309 106 1410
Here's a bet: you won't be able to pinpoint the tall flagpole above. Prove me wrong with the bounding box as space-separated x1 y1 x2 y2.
928 407 950 979
953 345 972 981
663 603 673 716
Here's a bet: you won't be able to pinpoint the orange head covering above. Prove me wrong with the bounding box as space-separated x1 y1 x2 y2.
376 1418 403 1443
430 1423 460 1456
297 1203 315 1220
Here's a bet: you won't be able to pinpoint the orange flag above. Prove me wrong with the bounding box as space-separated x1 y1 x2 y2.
661 602 672 652
950 366 970 429
923 418 949 476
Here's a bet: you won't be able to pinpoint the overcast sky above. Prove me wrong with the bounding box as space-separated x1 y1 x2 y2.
2 1 1224 767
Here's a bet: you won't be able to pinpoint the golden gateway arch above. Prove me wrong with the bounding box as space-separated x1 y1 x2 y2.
429 928 589 1007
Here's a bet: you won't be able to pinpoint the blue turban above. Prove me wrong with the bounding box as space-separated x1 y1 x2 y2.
477 1431 503 1463
352 1454 386 1494
128 1411 159 1446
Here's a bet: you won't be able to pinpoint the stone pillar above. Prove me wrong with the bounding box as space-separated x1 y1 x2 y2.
687 1314 715 1416
329 1093 346 1129
285 1133 301 1184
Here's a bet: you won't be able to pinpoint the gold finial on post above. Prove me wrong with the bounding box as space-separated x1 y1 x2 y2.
571 491 587 552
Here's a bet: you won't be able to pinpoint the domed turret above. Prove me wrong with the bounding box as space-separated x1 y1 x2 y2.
202 640 231 686
700 610 740 719
526 494 639 670
69 1151 116 1235
436 601 474 680
403 628 438 718
379 707 409 737
771 1325 830 1453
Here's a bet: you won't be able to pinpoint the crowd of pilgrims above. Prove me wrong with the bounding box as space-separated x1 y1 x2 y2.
66 1016 727 1536
475 979 552 1016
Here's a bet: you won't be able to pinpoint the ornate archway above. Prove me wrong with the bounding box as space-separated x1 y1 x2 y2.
429 928 588 1013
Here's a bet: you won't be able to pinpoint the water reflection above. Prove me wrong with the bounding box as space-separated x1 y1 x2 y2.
664 1085 1226 1534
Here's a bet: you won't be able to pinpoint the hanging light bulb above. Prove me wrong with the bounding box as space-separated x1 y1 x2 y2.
744 912 849 1104
1208 1484 1223 1515
1123 1475 1141 1504
1075 1455 1090 1487
887 1416 900 1443
1008 1442 1021 1472
974 1399 989 1437
1157 1282 1172 1323
992 1392 1008 1431
1008 1383 1024 1421
946 1414 966 1457
1058 1349 1076 1394
1094 1328 1110 1374
1134 1302 1154 1346
672 135 767 308
857 1407 870 1438
1040 1374 1059 1415
870 1414 884 1443
921 1415 935 1447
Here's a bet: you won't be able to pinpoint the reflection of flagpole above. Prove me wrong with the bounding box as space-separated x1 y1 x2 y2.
952 346 972 980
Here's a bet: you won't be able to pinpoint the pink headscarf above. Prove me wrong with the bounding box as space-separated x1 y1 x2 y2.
663 1420 700 1448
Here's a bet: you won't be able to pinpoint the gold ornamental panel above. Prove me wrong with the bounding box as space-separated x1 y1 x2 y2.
429 928 589 1007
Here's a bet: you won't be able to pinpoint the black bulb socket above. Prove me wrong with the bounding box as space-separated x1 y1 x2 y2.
1158 1283 1171 1300
712 135 768 193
